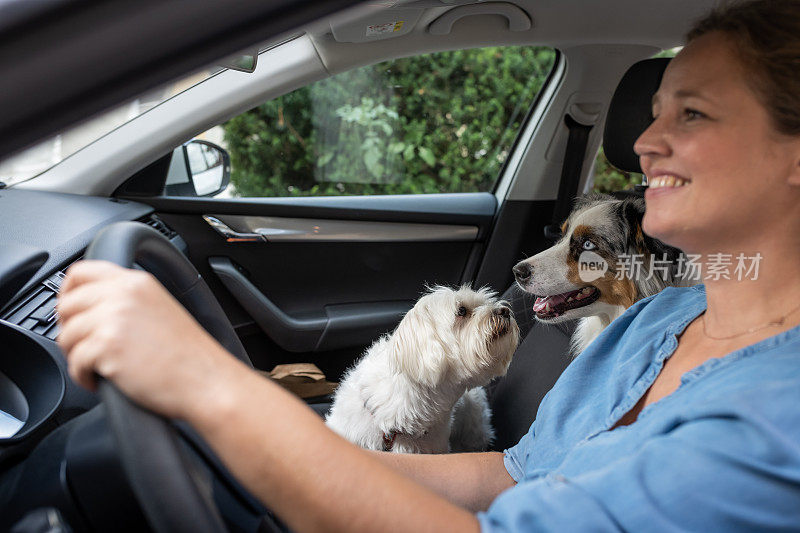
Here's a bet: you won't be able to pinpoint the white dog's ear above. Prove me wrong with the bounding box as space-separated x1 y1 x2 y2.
389 307 449 387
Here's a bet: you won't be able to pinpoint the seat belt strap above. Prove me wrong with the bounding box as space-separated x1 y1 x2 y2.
543 114 593 241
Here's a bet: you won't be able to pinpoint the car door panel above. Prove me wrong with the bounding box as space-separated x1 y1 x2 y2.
132 193 497 375
208 256 412 353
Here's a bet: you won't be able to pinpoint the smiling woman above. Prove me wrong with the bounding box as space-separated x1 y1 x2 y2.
51 1 800 532
5 0 800 530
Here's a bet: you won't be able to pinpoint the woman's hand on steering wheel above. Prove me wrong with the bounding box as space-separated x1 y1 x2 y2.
57 259 239 420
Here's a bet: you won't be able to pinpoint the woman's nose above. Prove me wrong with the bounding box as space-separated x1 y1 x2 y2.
634 118 667 156
633 116 670 176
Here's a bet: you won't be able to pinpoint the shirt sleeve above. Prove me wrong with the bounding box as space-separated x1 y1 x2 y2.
502 425 534 483
480 412 800 532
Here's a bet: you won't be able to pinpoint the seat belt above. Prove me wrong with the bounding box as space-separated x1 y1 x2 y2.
543 114 594 241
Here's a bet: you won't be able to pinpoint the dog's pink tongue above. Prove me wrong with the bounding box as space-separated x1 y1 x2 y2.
533 293 569 312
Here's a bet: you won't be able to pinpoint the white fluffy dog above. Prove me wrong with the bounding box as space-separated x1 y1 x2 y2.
325 286 520 454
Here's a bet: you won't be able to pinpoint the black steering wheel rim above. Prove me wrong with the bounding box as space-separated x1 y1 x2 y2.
84 221 253 533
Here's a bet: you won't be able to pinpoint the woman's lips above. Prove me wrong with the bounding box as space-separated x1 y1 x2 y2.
645 174 690 201
645 184 687 201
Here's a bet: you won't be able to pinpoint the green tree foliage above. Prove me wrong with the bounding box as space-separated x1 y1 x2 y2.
591 147 643 193
223 47 556 197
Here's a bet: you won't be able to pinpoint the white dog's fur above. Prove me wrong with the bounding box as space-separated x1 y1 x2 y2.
326 286 520 454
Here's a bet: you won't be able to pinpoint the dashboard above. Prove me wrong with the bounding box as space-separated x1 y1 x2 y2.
0 188 197 530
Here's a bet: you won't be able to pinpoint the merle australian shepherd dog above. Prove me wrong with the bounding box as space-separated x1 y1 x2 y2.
513 192 689 357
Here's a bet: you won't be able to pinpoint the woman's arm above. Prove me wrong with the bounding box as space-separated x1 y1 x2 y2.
56 261 513 532
369 450 515 512
188 362 481 533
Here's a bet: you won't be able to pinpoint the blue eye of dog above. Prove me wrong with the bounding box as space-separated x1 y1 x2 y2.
582 240 597 251
457 306 468 317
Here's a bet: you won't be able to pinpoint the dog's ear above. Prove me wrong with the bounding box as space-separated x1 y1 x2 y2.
618 197 682 261
389 306 450 387
619 198 647 252
618 197 686 294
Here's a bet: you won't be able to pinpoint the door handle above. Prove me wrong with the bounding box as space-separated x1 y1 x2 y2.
202 216 264 242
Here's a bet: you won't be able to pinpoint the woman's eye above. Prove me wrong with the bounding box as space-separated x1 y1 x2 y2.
684 108 705 121
582 240 596 251
457 306 468 317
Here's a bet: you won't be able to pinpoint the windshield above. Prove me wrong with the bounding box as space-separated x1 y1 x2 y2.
0 69 215 187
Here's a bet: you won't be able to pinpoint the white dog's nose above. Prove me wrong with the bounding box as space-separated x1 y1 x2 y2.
494 306 511 319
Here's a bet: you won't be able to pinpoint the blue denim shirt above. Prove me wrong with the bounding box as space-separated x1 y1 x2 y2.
478 285 800 532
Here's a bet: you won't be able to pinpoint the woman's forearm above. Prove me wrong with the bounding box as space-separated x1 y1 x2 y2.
185 359 481 533
369 450 515 512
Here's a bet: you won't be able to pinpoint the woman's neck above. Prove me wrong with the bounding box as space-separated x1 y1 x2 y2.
698 240 800 338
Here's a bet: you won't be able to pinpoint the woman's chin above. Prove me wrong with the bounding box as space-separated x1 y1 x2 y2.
642 213 687 248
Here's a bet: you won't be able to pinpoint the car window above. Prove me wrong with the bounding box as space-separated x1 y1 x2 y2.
170 46 556 198
590 146 644 193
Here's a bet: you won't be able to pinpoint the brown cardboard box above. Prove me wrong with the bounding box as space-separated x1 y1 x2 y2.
264 363 338 399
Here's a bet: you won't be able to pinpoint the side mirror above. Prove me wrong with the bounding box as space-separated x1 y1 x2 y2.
164 140 231 197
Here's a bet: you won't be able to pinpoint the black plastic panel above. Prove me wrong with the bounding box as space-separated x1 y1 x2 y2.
0 244 48 313
0 323 65 443
0 189 153 300
210 256 412 352
474 199 557 292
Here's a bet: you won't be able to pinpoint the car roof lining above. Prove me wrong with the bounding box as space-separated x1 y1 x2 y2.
306 0 713 74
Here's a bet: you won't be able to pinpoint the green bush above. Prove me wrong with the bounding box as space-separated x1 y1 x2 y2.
223 47 556 197
591 147 643 193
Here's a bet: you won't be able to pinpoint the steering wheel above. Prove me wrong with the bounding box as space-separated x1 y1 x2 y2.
83 221 259 533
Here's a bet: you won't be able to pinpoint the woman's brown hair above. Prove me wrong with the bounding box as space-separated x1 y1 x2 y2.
688 0 800 136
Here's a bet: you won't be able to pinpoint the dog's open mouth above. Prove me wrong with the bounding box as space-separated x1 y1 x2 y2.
533 286 600 319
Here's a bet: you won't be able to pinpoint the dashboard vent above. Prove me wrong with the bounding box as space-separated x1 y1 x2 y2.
138 213 178 240
1 266 71 340
1 217 183 342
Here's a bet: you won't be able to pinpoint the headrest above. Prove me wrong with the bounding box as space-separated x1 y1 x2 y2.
603 58 670 174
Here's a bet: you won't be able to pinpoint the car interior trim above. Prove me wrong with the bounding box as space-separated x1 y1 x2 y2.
208 256 412 353
204 214 479 243
428 2 533 35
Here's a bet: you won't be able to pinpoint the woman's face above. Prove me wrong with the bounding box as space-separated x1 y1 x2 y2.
635 32 800 254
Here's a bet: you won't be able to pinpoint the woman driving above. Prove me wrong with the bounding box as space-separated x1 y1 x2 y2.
56 0 800 530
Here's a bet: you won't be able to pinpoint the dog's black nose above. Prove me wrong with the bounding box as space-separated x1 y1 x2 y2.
513 262 532 283
494 306 510 318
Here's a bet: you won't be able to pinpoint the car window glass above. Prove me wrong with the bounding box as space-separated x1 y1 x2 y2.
176 46 555 198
